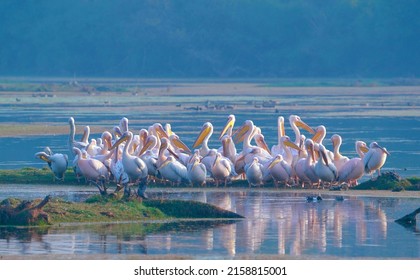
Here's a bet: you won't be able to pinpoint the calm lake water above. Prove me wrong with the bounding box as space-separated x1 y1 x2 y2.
0 187 419 259
1 84 419 259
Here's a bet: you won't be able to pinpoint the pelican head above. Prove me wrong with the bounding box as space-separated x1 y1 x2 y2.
281 136 302 152
219 114 236 139
233 120 253 144
138 135 157 156
153 123 170 139
370 142 391 155
312 125 326 143
193 122 213 148
289 115 315 134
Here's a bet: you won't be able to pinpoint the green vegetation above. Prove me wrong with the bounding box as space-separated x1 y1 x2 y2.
0 195 243 226
353 172 420 191
0 1 418 78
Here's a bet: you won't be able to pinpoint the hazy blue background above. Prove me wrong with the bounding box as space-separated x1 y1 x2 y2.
0 0 419 78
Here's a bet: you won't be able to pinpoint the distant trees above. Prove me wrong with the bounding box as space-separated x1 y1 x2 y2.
0 0 418 78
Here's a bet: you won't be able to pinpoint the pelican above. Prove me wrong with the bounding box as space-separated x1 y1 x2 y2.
169 134 191 166
312 125 334 160
158 155 189 186
193 122 214 157
363 142 390 176
219 115 237 162
73 147 109 194
35 147 68 181
212 152 233 187
244 157 264 187
112 131 148 183
68 117 89 156
138 135 159 177
315 144 338 185
109 138 129 192
295 139 319 188
119 117 129 133
271 116 285 156
337 141 369 186
263 154 292 187
187 156 207 187
331 134 349 172
289 115 315 146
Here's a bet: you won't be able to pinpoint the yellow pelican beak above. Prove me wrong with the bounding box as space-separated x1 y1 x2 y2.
138 137 154 156
155 125 169 139
259 137 271 155
219 117 235 139
111 133 129 150
296 120 315 134
232 124 250 144
172 137 192 154
193 125 212 148
360 145 369 153
268 156 282 169
312 130 323 143
283 138 302 151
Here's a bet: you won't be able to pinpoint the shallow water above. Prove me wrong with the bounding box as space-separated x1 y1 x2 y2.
0 188 419 259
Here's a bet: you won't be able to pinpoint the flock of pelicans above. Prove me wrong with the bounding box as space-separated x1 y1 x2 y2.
35 115 390 198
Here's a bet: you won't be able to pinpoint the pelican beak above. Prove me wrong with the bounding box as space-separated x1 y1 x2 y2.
167 147 180 160
193 125 212 148
138 138 154 156
376 144 390 155
219 117 235 139
36 153 51 163
155 125 169 139
159 158 171 169
268 157 282 169
283 139 302 151
321 150 329 166
232 124 250 144
222 137 230 156
259 138 271 155
212 155 220 168
312 130 323 143
296 120 315 134
360 145 369 153
111 133 128 150
172 137 192 154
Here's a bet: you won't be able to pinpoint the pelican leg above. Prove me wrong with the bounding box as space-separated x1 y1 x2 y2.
123 183 131 198
137 177 148 200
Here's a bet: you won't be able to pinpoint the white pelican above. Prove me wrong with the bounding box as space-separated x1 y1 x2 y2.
295 139 319 188
112 131 148 183
219 115 237 162
68 117 88 155
187 156 207 187
337 141 369 186
73 147 109 194
314 144 338 185
119 117 129 133
35 147 68 181
271 116 285 156
193 122 214 157
169 134 191 165
331 134 349 172
244 157 264 187
289 115 315 146
158 155 189 186
138 135 159 177
312 125 334 160
212 152 233 187
363 142 390 176
263 154 292 187
109 138 129 191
